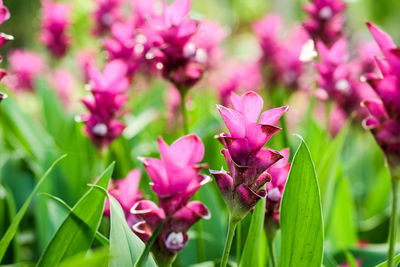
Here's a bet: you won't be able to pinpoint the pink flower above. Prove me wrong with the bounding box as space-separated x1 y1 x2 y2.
0 0 10 25
92 0 122 36
81 60 129 149
77 50 97 83
218 62 262 106
253 14 309 90
132 134 210 256
40 0 71 58
4 50 45 92
210 91 288 220
303 0 346 46
0 0 11 92
362 23 400 167
104 169 143 226
145 0 224 90
265 148 291 228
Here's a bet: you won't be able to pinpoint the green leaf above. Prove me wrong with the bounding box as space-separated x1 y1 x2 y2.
239 197 266 267
375 253 400 267
109 195 157 267
58 248 109 267
279 139 324 267
0 155 66 262
36 162 115 267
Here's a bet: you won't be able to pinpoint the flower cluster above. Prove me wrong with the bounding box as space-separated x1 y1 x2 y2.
81 60 129 149
362 23 400 168
253 14 310 90
303 0 346 47
40 0 71 58
265 148 291 233
131 134 210 263
104 169 143 227
0 0 12 101
210 91 288 220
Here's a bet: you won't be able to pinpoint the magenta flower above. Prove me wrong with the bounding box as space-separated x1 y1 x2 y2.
81 60 129 149
0 0 12 85
92 0 122 36
40 0 71 58
218 62 262 106
104 169 143 227
253 14 309 90
210 91 288 220
131 134 210 260
362 23 400 167
145 0 224 91
0 0 10 25
4 50 45 92
303 0 346 46
265 148 291 232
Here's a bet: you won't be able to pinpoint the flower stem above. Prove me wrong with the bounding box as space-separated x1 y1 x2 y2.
179 89 188 135
388 168 400 267
220 215 238 267
236 221 241 264
267 233 277 267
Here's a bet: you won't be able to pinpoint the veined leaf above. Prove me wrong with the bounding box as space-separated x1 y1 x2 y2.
36 163 114 267
279 139 323 267
239 197 266 267
0 155 66 262
109 195 157 267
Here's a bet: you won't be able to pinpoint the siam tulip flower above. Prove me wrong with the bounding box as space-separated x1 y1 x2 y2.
40 0 71 58
218 62 262 106
0 1 12 89
4 50 45 92
363 22 400 267
211 91 288 267
81 60 129 149
362 23 400 169
131 134 211 265
303 0 346 46
0 0 10 25
264 148 291 234
210 91 288 221
252 14 281 63
92 0 122 36
356 41 380 74
104 169 143 227
146 0 224 91
253 14 310 90
131 0 156 28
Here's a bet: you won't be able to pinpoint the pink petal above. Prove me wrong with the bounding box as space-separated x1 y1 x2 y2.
259 106 289 126
169 134 205 166
139 157 169 195
168 0 191 26
216 104 246 138
240 91 264 123
366 22 396 54
210 169 234 198
115 169 142 210
130 200 165 229
248 148 283 174
245 123 281 151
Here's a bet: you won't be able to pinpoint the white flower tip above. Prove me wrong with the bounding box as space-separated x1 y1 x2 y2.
132 221 146 234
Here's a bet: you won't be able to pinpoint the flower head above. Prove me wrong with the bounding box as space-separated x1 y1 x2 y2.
81 60 129 149
4 50 45 92
362 23 400 167
132 134 210 258
40 0 71 58
303 0 346 46
145 0 224 90
0 0 12 86
92 0 122 36
210 91 288 220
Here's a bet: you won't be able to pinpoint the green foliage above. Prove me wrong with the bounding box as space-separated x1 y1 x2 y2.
279 139 323 267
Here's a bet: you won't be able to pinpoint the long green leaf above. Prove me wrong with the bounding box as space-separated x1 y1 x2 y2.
59 248 109 267
109 195 157 267
375 253 400 267
279 139 324 267
239 197 266 267
36 162 114 267
0 154 66 262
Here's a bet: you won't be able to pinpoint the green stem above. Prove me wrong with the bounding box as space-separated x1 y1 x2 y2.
179 89 188 135
220 215 238 267
388 169 400 267
134 222 164 267
267 234 277 267
195 218 206 262
236 221 241 264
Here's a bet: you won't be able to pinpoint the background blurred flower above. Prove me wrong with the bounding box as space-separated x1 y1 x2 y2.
40 0 71 58
92 0 122 36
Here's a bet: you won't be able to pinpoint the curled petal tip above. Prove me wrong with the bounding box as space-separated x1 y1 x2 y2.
130 201 153 214
131 221 147 234
200 175 212 185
